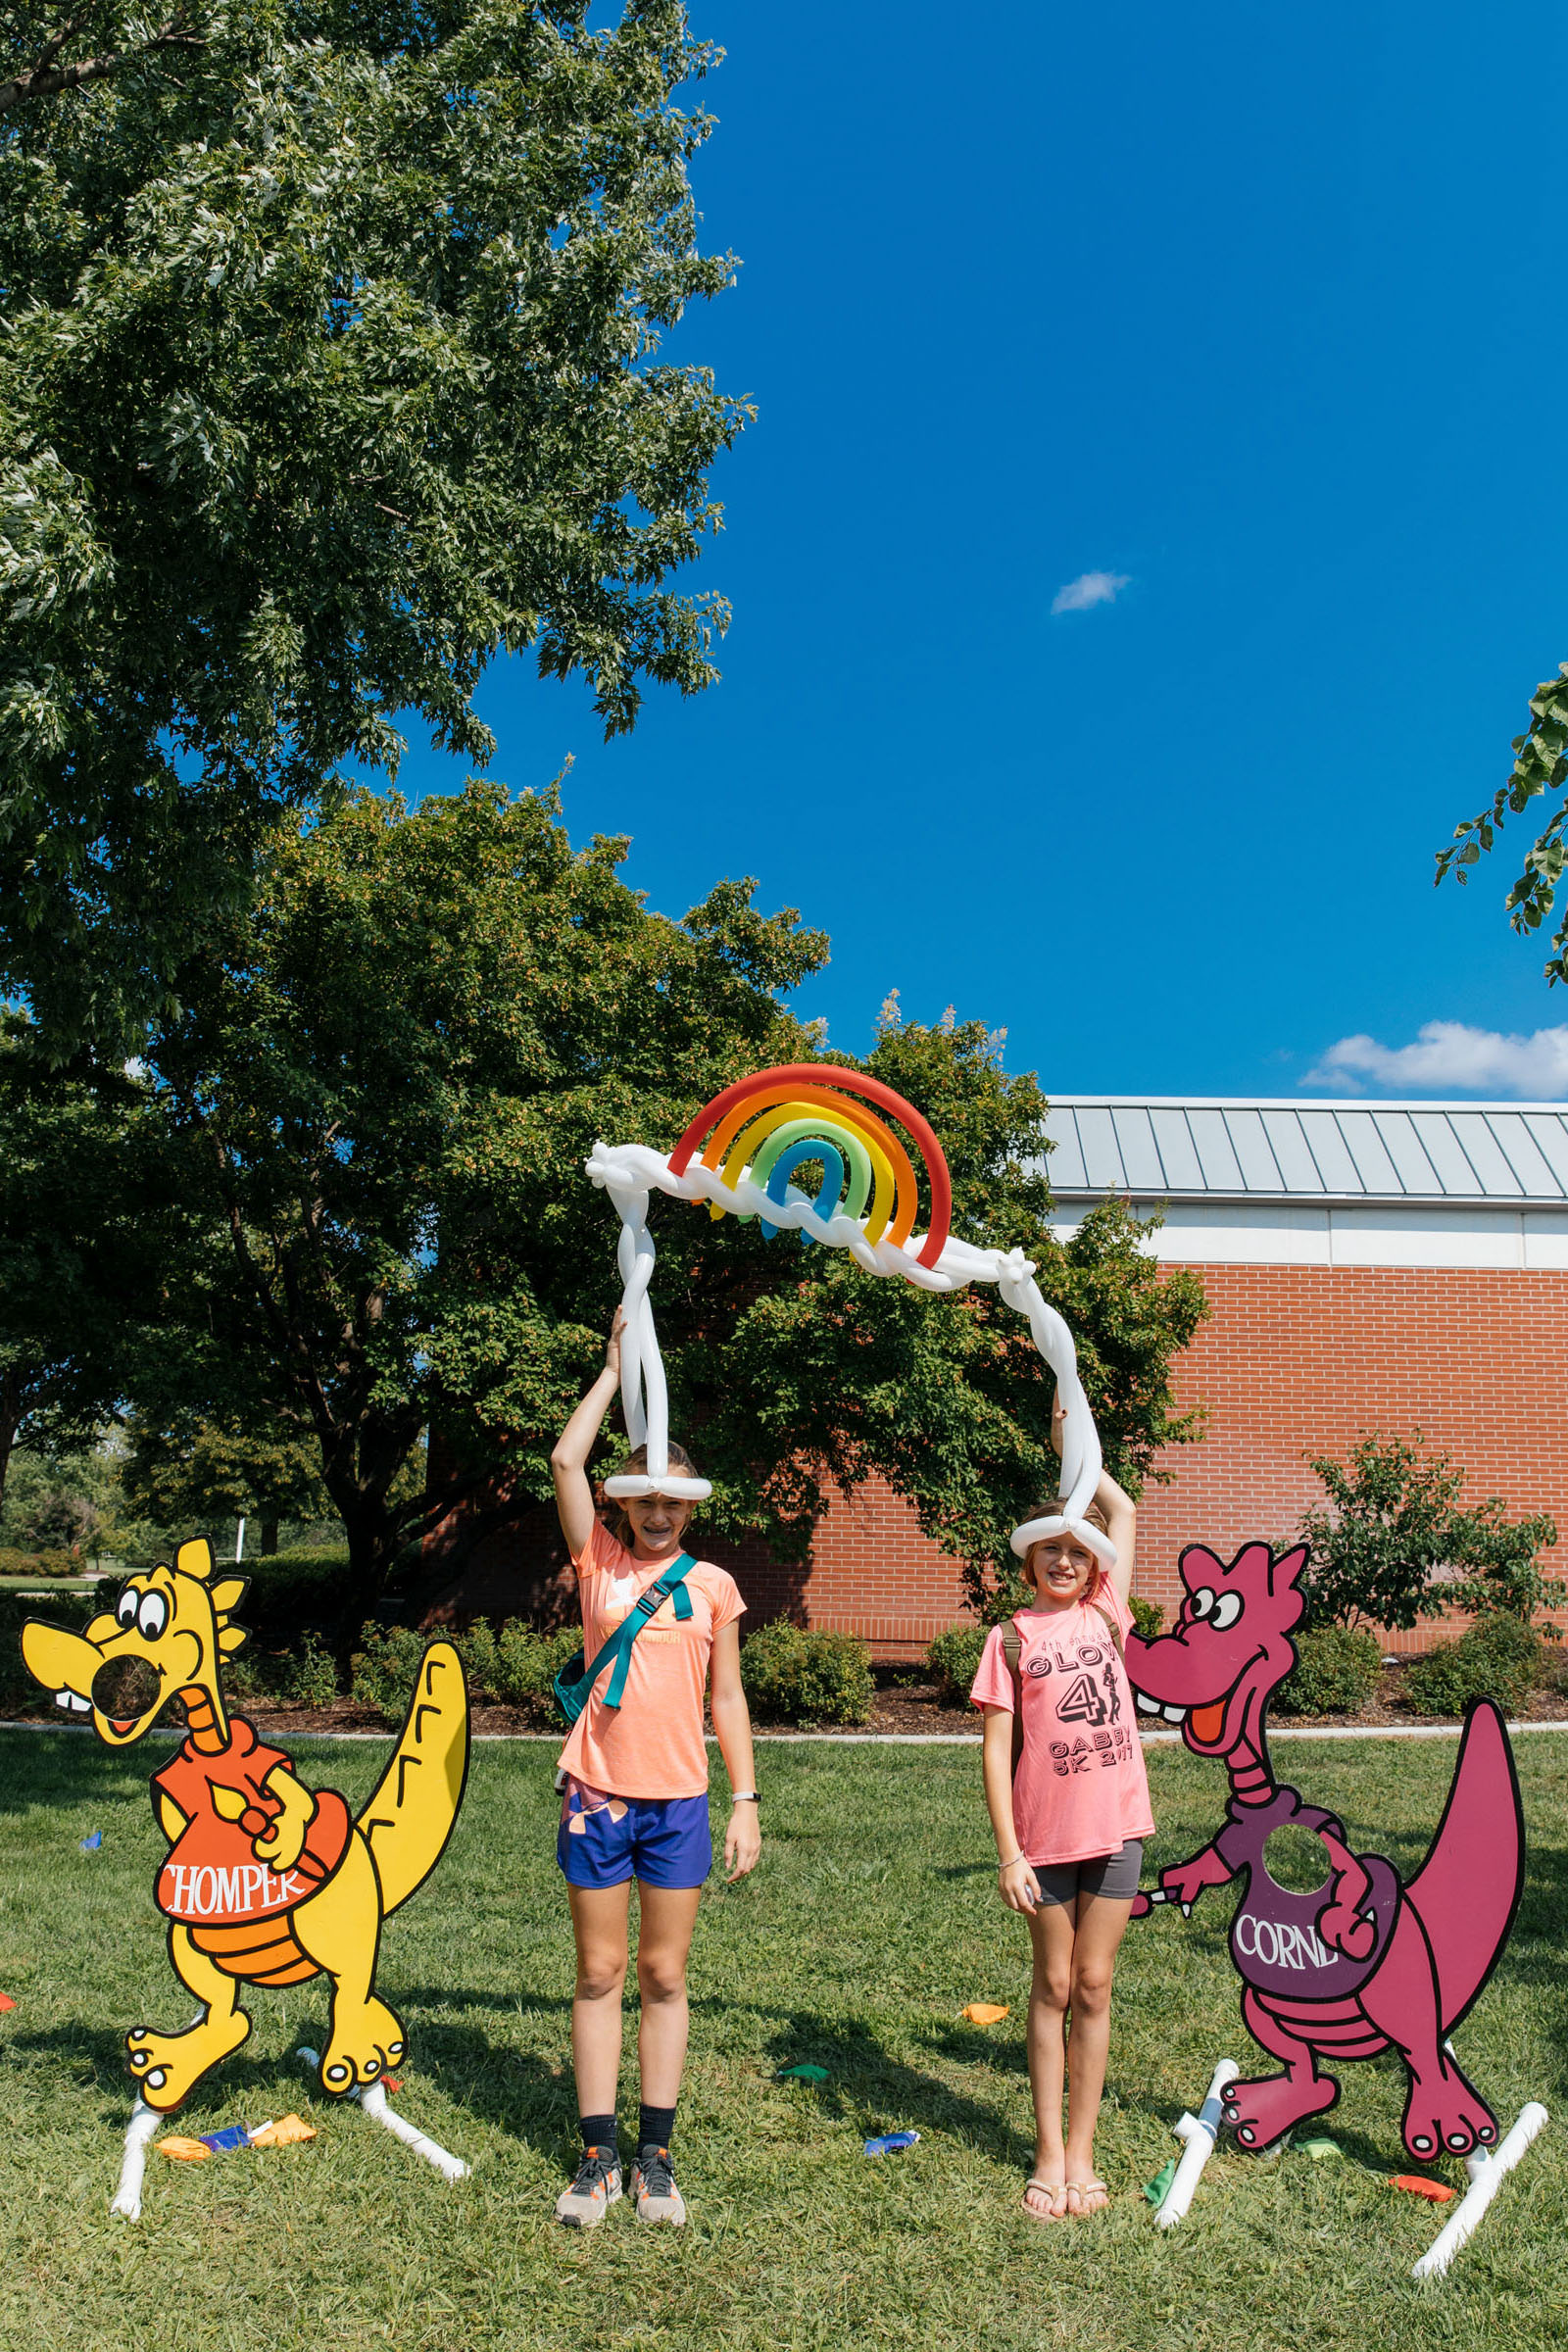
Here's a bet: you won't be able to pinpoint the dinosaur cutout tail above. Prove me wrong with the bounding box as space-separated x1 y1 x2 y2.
1404 1697 1525 2036
357 1642 469 1917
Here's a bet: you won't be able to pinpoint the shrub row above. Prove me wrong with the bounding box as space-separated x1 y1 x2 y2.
740 1621 874 1729
0 1546 85 1580
1404 1613 1543 1719
347 1616 876 1731
1272 1627 1383 1716
349 1619 581 1726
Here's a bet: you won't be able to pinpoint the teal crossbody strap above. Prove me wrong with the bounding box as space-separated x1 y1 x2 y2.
600 1561 693 1708
560 1554 695 1721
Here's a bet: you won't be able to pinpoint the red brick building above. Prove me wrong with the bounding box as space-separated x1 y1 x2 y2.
438 1097 1568 1655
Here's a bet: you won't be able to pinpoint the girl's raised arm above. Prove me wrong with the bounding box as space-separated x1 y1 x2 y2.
1052 1393 1137 1605
551 1311 625 1560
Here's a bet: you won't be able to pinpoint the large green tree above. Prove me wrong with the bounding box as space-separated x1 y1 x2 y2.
1438 662 1568 980
0 1011 170 1507
133 782 1205 1616
1 1 745 1040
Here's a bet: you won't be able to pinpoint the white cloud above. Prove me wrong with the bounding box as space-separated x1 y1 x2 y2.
1051 569 1130 615
1306 1021 1568 1099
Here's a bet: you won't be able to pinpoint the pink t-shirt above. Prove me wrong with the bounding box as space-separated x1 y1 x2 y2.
555 1521 745 1800
969 1586 1154 1868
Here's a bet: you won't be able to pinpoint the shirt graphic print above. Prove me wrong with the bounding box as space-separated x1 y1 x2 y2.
969 1585 1154 1869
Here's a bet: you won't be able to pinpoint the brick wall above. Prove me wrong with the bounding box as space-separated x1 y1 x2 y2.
1130 1262 1568 1651
427 1262 1568 1658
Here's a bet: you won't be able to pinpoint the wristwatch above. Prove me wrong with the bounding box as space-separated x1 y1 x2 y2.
730 1790 760 1804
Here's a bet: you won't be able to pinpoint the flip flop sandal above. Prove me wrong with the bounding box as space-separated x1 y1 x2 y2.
1065 2179 1109 2216
1022 2177 1067 2222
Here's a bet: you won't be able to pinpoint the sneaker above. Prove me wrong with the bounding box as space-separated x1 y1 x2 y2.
555 2146 622 2228
631 2144 687 2227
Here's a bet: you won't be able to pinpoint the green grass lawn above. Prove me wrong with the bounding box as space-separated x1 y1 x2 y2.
1 1725 1563 2352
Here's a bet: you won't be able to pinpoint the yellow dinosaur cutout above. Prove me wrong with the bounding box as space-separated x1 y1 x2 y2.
22 1540 468 2113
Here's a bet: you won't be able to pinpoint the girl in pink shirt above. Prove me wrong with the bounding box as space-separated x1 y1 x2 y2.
969 1406 1152 2223
549 1311 760 2230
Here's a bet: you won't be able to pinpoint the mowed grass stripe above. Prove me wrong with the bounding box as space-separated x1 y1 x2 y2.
0 1730 1563 2352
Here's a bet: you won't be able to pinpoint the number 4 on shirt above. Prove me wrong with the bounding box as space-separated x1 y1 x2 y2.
1056 1673 1109 1728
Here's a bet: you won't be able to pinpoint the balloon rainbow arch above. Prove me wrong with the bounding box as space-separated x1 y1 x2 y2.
585 1063 1115 1565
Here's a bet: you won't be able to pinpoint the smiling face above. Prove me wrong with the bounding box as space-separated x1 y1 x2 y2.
20 1541 247 1748
1024 1529 1100 1609
1124 1542 1306 1760
621 1491 694 1560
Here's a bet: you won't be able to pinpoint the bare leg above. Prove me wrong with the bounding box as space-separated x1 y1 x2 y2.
567 1881 631 2117
1061 1891 1134 2214
1023 1899 1076 2219
634 1883 703 2109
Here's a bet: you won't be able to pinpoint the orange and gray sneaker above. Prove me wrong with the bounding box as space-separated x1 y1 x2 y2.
630 2143 687 2226
555 2145 622 2228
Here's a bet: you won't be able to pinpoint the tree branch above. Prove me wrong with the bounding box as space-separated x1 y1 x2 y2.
0 21 205 112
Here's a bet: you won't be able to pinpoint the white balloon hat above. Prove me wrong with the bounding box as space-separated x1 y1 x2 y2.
586 1064 1113 1562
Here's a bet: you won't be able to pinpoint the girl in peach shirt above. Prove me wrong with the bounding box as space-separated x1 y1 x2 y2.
549 1311 760 2230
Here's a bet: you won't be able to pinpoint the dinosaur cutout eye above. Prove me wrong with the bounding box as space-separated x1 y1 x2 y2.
1210 1592 1244 1631
137 1591 169 1640
116 1588 139 1629
1189 1588 1216 1620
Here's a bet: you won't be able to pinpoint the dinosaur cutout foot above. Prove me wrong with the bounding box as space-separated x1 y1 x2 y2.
125 2009 251 2112
318 1995 407 2094
1223 2068 1337 2150
1401 2063 1498 2162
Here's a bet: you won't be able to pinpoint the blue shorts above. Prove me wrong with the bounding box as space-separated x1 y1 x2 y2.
557 1779 712 1890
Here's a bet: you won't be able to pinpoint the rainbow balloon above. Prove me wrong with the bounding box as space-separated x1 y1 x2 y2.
667 1064 953 1268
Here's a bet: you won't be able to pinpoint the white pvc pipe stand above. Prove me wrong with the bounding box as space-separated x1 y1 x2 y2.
298 2047 470 2182
1410 2103 1547 2279
110 2097 161 2222
1155 2059 1239 2230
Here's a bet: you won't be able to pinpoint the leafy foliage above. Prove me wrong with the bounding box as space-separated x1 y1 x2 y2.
1 1 747 1038
1272 1626 1382 1718
1437 662 1568 982
121 1413 332 1544
348 1614 577 1723
924 1623 986 1700
739 1621 874 1729
0 1018 172 1509
1403 1614 1543 1720
1298 1432 1559 1632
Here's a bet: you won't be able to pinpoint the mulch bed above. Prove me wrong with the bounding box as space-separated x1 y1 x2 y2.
9 1663 1568 1742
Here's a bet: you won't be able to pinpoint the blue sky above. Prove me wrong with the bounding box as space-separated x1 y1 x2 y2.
393 3 1568 1100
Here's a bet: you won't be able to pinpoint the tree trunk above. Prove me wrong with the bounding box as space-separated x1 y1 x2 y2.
0 1364 24 1516
260 1519 278 1555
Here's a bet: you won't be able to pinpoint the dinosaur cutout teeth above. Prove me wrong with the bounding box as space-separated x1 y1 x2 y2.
1161 1705 1187 1725
1135 1692 1160 1715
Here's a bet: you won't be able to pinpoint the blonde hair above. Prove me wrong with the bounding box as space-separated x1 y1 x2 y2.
602 1443 702 1550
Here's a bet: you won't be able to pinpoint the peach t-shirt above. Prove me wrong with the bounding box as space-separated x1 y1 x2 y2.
969 1584 1154 1867
555 1522 745 1800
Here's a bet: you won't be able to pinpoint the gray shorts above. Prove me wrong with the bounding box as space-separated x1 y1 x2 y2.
1031 1839 1145 1905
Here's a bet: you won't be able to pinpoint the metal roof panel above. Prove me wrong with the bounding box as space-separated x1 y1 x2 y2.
1298 1111 1363 1194
1149 1107 1204 1189
1186 1108 1246 1191
1076 1105 1126 1190
1335 1110 1403 1195
1259 1110 1325 1192
1446 1114 1523 1197
1224 1107 1285 1191
1112 1106 1166 1191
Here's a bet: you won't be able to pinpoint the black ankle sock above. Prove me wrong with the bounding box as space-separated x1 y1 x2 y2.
639 2103 676 2153
580 2113 618 2160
